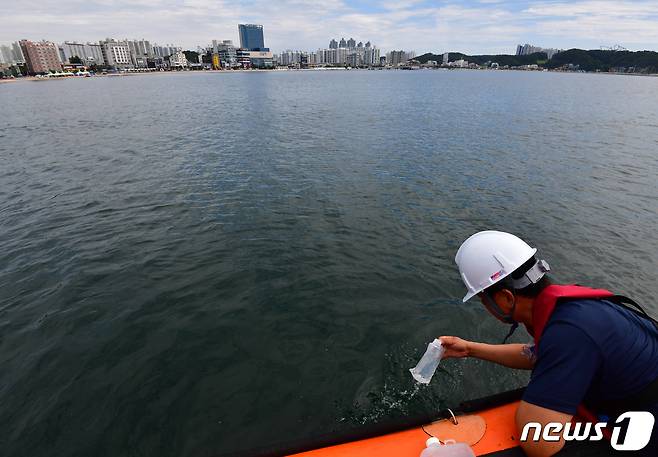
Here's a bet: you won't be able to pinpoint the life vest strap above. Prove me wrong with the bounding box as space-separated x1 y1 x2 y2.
606 295 658 331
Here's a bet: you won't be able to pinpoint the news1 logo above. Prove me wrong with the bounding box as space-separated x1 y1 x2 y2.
520 411 655 451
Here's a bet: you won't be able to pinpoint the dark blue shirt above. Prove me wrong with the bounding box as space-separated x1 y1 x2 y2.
523 298 658 415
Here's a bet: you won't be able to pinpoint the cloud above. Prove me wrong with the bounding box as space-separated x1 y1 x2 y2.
1 0 658 54
524 1 658 48
525 0 658 17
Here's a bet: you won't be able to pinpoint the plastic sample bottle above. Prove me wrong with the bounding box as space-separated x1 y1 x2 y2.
409 338 445 384
419 438 476 457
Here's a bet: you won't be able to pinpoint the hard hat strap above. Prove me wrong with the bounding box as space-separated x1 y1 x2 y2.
502 322 519 344
481 291 520 342
480 290 521 343
481 291 516 325
511 259 550 290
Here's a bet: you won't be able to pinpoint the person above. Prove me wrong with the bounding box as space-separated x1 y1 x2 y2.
440 231 658 457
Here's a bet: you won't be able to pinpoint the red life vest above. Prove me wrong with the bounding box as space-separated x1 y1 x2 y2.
529 284 615 348
529 284 615 431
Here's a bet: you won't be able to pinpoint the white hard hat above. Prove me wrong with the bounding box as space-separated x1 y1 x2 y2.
455 231 538 302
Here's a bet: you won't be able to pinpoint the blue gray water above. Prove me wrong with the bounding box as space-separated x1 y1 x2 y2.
1 70 657 456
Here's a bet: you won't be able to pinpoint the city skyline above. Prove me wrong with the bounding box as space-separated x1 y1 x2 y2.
2 1 658 54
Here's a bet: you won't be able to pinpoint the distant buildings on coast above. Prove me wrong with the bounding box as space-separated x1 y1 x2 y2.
2 31 571 79
6 27 566 78
1 38 188 76
0 25 422 77
515 43 561 59
0 24 277 77
276 38 384 68
4 29 649 78
274 38 421 69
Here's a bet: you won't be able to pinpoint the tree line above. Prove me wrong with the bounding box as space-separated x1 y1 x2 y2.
414 49 658 73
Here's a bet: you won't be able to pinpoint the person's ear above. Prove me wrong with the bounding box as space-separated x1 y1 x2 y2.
493 288 515 314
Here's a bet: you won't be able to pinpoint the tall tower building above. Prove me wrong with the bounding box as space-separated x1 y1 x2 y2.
339 38 347 48
59 42 105 66
126 39 152 67
0 45 12 64
11 41 25 62
238 24 265 50
100 39 132 69
347 38 356 49
19 40 62 74
329 39 338 49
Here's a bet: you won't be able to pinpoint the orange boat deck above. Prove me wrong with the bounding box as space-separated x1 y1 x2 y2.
291 401 521 457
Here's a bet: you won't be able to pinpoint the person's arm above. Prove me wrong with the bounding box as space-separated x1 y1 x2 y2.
516 401 571 457
439 336 535 370
519 322 603 456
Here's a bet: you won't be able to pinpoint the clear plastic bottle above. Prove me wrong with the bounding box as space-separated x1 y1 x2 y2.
420 438 476 457
409 338 445 384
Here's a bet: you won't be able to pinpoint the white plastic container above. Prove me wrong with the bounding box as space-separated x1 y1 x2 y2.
420 438 476 457
409 338 445 384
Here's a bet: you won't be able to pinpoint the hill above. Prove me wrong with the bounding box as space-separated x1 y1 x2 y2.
414 52 547 67
545 49 658 72
414 49 658 73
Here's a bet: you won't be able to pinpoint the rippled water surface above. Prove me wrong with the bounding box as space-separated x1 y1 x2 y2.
1 70 657 456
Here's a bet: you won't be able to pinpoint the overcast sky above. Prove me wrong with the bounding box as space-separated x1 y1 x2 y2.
2 0 658 54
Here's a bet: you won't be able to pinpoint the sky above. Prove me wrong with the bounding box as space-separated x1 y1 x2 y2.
2 0 658 55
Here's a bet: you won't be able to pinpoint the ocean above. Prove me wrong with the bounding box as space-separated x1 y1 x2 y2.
1 69 657 456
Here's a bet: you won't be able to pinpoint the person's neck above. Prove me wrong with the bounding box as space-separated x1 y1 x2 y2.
514 295 535 327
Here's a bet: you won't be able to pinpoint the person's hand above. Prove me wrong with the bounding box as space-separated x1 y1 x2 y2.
439 336 471 359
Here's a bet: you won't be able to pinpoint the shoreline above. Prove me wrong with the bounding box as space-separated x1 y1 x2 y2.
2 67 657 84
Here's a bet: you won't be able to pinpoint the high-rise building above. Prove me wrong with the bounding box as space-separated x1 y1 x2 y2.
337 47 348 64
313 39 380 67
323 47 348 65
442 52 449 65
516 43 542 56
217 40 237 68
152 44 180 58
238 24 265 51
168 50 188 68
0 45 12 64
100 39 132 69
363 46 380 66
347 38 356 49
126 39 153 67
11 41 25 63
19 40 62 74
315 48 326 64
516 43 560 59
277 50 311 67
386 50 411 66
59 42 105 66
